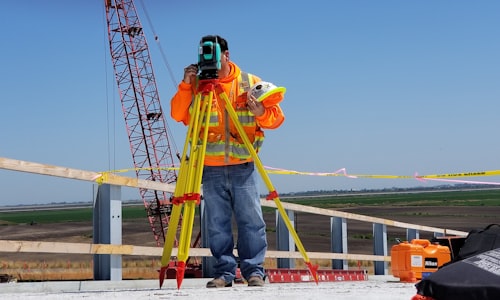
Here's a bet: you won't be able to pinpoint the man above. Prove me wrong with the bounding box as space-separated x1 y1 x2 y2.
170 35 285 288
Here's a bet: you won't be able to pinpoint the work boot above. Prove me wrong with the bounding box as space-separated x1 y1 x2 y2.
206 277 232 288
247 276 265 287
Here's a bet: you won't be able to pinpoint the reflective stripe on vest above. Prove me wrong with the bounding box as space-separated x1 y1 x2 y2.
235 72 256 126
203 134 264 160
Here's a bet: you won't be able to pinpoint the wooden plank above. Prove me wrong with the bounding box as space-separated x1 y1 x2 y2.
0 157 175 193
0 240 157 256
266 250 391 262
0 240 391 262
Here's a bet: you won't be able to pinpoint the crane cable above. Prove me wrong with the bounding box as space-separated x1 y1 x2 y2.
137 0 181 158
101 2 117 173
137 0 178 89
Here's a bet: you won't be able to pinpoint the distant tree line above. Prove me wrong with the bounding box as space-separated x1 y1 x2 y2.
274 183 499 198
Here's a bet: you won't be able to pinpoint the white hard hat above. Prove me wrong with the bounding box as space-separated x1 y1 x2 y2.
248 81 286 106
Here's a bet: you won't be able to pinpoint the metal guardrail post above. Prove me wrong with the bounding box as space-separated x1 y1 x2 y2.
331 217 348 270
406 228 419 241
434 232 445 238
276 209 295 268
373 223 388 275
93 184 122 280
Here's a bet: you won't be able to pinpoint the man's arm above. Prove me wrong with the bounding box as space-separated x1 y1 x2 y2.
170 82 194 125
255 105 285 129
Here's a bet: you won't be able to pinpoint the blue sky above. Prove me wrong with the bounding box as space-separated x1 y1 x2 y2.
1 1 499 206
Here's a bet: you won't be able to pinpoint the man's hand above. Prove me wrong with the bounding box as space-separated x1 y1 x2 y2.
247 94 264 117
183 64 198 84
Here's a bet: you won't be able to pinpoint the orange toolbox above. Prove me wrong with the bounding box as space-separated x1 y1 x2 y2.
391 239 451 282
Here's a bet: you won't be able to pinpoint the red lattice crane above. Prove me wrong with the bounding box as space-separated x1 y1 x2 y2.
104 0 177 246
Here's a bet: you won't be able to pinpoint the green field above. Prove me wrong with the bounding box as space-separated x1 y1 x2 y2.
279 189 500 208
1 189 499 224
0 205 146 225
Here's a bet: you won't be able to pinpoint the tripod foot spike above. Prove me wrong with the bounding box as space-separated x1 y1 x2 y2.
305 261 319 284
176 261 186 289
158 266 167 289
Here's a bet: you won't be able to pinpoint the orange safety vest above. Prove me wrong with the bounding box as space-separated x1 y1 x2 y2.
190 71 264 166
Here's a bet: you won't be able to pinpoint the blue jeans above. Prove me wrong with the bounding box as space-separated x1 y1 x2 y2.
202 162 267 282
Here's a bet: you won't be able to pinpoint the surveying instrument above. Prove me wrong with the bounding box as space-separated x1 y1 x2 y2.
158 36 318 289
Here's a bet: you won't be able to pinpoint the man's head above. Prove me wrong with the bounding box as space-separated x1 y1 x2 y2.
199 35 230 79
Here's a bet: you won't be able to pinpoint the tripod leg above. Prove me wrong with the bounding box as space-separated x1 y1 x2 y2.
218 89 319 283
159 90 208 288
173 90 213 289
158 198 182 287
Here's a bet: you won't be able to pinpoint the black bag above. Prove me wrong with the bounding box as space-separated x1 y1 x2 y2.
415 224 500 300
453 224 500 262
415 248 500 300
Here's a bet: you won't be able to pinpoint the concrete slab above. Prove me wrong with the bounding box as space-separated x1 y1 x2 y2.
0 276 418 300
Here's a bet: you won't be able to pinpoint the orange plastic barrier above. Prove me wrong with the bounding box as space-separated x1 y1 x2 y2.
391 239 451 282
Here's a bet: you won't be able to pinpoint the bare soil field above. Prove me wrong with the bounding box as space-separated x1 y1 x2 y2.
0 205 498 281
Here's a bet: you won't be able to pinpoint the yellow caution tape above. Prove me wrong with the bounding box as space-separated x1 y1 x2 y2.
95 166 500 185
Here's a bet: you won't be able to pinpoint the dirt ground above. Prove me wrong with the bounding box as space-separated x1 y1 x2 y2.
1 205 498 265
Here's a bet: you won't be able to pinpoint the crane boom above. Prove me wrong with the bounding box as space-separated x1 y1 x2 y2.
104 0 177 245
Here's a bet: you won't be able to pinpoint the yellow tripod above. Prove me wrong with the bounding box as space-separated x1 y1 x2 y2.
159 80 318 289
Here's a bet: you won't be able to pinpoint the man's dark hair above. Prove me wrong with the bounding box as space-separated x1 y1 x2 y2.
216 35 228 52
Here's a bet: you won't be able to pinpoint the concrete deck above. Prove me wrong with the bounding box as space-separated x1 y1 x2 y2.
0 276 418 300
